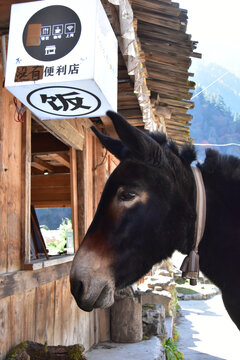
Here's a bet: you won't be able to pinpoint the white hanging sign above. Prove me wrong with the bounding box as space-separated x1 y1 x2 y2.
5 0 118 120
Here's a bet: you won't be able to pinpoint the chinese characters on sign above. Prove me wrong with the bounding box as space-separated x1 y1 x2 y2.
27 86 101 117
14 64 84 82
44 63 82 77
40 92 91 112
15 66 44 82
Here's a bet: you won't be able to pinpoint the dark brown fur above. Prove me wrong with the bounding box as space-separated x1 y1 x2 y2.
70 111 240 330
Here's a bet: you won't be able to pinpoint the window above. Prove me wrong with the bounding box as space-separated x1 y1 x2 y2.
23 112 79 270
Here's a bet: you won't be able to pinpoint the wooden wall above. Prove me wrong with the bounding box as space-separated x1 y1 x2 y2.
0 53 111 358
0 276 110 359
31 173 71 208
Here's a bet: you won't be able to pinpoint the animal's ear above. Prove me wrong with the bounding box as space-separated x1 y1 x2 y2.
180 144 197 165
91 126 128 160
106 111 162 165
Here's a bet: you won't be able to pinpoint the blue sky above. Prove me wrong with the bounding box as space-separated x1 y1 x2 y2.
179 0 240 78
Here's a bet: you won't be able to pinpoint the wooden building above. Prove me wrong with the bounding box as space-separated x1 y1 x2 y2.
0 0 200 358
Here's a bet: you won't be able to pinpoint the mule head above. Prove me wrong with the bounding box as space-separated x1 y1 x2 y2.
70 111 197 311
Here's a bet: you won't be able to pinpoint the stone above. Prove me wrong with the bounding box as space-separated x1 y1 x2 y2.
142 303 167 339
147 276 172 288
154 286 163 292
141 290 173 317
147 276 175 294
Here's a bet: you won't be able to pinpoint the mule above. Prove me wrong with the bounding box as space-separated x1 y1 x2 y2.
70 111 240 330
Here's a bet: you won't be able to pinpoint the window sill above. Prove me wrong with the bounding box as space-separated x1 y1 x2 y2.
24 254 74 270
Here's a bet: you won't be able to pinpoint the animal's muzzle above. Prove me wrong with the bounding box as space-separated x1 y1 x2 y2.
70 277 84 308
70 270 115 312
70 239 115 312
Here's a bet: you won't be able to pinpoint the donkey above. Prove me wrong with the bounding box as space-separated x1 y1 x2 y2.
70 111 240 330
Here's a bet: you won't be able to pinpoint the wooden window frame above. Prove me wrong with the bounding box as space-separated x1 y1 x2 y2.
22 110 79 270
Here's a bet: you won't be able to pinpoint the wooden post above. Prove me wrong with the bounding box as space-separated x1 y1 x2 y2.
70 147 79 252
111 290 143 343
21 109 31 266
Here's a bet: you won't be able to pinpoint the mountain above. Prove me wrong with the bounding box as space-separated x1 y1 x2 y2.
189 86 240 161
190 62 240 115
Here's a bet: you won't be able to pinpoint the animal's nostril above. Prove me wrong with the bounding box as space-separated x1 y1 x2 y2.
71 279 84 301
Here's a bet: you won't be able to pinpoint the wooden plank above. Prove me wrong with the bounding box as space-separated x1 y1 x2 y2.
31 173 70 187
93 136 107 211
70 148 79 251
38 118 85 150
35 282 55 345
98 309 110 342
9 292 25 348
133 10 181 30
85 130 94 229
35 283 47 344
31 171 71 207
0 297 10 359
31 191 71 205
132 0 180 17
0 262 72 299
0 87 23 273
76 147 86 245
53 278 63 345
21 109 32 266
23 287 36 342
32 186 71 196
0 45 8 274
32 132 69 155
101 116 119 138
6 97 22 272
32 200 71 208
24 255 74 271
31 156 55 172
61 276 71 345
50 153 70 168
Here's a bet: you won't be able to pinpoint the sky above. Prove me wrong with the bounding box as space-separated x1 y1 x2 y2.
179 0 240 78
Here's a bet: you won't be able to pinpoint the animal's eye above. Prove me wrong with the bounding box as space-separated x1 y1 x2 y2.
118 191 136 202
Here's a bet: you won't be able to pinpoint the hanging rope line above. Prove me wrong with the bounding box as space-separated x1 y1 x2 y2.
191 71 229 99
195 143 240 147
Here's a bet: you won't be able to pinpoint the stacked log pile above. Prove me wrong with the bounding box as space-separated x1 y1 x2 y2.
103 0 201 145
132 0 201 144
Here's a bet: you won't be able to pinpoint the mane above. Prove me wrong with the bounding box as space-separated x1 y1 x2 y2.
201 148 240 182
149 132 197 166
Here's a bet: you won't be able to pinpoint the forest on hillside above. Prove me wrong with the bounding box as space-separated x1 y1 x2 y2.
36 207 71 230
190 86 240 161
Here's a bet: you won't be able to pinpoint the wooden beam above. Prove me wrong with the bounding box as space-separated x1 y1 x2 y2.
0 262 72 299
31 173 70 187
32 133 69 155
32 116 93 151
70 148 79 251
21 109 32 266
31 156 55 173
100 116 119 139
32 200 71 208
49 153 70 168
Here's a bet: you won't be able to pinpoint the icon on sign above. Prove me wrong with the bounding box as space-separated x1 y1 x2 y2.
23 5 81 61
53 24 63 36
41 26 51 36
45 45 56 56
65 23 76 35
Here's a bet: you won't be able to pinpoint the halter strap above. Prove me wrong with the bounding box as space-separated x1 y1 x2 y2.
180 166 206 285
